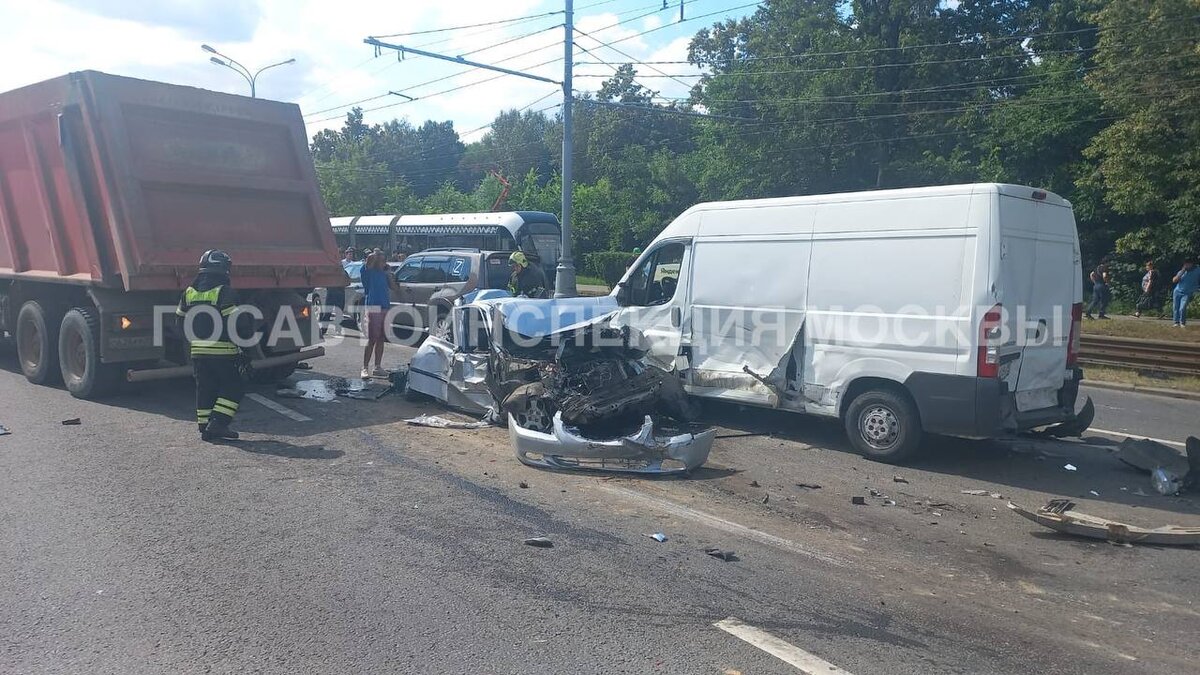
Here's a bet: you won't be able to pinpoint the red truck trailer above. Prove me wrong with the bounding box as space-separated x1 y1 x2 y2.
0 71 346 399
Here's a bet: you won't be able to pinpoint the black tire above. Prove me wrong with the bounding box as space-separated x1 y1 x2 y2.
843 387 923 463
16 301 62 385
59 307 121 399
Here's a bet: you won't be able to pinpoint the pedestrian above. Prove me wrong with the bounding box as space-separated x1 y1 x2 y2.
342 247 355 265
1084 261 1111 320
359 252 395 378
1171 259 1200 327
508 251 548 298
1134 261 1161 318
176 249 245 442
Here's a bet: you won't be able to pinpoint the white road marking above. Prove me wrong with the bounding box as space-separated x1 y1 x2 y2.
246 393 312 423
1087 427 1184 448
715 617 852 674
599 486 845 567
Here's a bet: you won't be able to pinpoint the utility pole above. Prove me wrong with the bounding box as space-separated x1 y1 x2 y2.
201 45 294 98
364 0 580 297
556 0 577 298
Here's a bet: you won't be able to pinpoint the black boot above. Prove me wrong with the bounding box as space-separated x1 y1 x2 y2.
202 417 240 442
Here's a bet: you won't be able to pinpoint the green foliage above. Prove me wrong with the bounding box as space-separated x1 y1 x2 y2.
584 251 639 287
309 0 1200 298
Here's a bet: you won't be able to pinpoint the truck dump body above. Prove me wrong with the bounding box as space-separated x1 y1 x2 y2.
0 71 344 291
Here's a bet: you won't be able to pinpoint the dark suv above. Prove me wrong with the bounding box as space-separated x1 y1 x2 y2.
387 249 513 337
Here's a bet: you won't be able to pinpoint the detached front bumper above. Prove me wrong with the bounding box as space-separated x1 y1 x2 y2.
509 413 715 475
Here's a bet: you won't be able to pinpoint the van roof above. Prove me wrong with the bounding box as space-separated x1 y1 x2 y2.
686 183 1070 213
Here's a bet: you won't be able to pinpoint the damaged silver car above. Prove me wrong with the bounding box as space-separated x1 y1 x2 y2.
405 291 714 474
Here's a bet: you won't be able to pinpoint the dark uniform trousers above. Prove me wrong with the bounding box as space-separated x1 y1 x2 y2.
194 357 244 433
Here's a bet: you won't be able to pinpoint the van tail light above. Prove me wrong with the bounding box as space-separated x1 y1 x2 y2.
1066 302 1083 366
978 304 1003 378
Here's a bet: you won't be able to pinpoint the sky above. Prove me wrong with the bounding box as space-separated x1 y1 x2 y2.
0 0 762 143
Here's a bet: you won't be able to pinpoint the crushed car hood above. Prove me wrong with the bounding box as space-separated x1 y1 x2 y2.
493 295 619 338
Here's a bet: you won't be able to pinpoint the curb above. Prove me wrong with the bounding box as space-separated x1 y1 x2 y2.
1081 379 1200 402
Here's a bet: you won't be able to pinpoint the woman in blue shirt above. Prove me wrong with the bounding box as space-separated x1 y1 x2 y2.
359 253 395 376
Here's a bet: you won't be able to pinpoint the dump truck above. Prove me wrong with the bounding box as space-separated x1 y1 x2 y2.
0 71 346 399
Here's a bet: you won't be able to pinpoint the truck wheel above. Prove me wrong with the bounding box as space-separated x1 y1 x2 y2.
843 388 923 463
16 301 62 385
59 307 120 399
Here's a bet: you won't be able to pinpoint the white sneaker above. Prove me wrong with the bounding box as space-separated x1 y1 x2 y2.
361 368 372 378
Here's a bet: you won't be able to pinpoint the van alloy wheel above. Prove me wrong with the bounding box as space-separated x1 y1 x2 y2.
860 406 900 449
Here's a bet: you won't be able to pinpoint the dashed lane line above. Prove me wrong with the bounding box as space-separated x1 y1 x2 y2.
598 485 846 567
715 617 853 674
246 393 312 423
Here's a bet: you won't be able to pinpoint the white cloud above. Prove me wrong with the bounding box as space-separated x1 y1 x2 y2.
0 1 748 142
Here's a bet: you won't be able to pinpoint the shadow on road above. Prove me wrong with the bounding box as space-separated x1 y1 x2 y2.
698 399 1200 518
231 440 344 459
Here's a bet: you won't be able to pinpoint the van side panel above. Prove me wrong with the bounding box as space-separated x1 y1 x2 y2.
805 195 974 408
685 205 815 404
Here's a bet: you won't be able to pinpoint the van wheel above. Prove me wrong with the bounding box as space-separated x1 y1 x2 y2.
59 307 121 399
844 388 922 463
16 301 62 385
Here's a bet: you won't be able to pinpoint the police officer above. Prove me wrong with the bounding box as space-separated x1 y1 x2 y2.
508 251 548 298
176 249 244 442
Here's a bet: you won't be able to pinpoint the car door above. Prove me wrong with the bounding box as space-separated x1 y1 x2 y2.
610 240 690 371
391 257 425 326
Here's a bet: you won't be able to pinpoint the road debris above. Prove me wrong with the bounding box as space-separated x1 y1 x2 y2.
518 481 529 489
1009 499 1200 546
749 480 760 487
704 547 737 561
851 496 867 505
1115 437 1196 495
0 424 9 436
61 418 81 426
648 533 667 542
761 493 770 504
523 537 554 548
795 482 822 490
961 489 1004 499
1063 463 1077 471
1088 490 1100 497
405 415 492 430
893 475 909 484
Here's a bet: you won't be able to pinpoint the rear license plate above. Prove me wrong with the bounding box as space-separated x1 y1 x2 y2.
1015 387 1058 412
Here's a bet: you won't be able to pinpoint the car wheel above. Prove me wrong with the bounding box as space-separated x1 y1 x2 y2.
16 301 62 385
843 387 922 463
59 307 121 399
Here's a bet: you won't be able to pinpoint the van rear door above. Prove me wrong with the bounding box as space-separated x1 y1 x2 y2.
997 192 1078 411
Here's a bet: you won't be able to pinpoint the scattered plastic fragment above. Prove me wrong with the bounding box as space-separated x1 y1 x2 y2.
893 475 909 484
1063 464 1077 471
523 537 554 548
0 424 9 436
749 480 760 488
518 481 529 489
405 415 492 429
882 499 897 506
61 418 80 426
961 489 989 496
1152 467 1182 496
795 483 822 490
761 493 770 504
648 533 667 542
1088 490 1100 497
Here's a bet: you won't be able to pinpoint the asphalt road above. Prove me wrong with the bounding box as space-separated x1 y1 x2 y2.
1 332 1197 674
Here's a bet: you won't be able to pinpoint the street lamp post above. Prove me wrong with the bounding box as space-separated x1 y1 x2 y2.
201 44 295 98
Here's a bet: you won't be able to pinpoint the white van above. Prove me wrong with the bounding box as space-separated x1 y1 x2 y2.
609 183 1087 462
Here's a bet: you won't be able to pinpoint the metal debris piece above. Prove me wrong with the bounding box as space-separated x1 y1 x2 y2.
1063 463 1077 471
704 547 737 561
1089 490 1100 497
648 533 667 542
1009 499 1200 546
523 537 554 548
761 493 769 504
795 482 822 490
0 424 9 436
961 489 989 496
882 499 897 506
405 415 492 430
893 475 909 484
851 496 867 505
61 418 81 426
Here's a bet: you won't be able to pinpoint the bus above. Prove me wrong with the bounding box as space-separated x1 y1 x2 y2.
331 211 562 287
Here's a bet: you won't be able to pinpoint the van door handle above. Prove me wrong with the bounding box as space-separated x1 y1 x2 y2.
671 307 681 328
